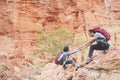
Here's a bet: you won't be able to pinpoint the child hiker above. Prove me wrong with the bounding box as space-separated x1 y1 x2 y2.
54 46 80 71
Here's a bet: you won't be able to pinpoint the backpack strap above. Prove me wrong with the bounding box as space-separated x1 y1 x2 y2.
57 53 64 61
57 52 68 65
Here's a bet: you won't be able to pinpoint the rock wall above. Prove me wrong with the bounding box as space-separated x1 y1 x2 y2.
40 46 120 80
0 0 120 55
1 0 120 33
0 0 120 79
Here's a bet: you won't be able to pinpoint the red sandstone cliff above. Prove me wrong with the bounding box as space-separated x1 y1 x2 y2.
0 0 120 80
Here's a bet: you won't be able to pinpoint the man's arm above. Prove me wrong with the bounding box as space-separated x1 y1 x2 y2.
80 38 96 50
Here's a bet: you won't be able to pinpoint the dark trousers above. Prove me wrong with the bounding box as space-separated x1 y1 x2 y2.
88 40 110 58
64 60 76 67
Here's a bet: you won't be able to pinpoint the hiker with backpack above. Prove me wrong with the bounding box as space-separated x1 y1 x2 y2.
54 46 80 71
80 27 110 64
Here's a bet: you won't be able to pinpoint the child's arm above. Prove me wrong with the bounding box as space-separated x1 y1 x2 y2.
67 48 80 55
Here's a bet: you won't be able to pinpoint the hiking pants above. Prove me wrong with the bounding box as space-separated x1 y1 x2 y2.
64 59 76 67
88 40 110 58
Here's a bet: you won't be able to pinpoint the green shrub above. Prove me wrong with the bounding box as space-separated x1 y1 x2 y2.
34 28 73 56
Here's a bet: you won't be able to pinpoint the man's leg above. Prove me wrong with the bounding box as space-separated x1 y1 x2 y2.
89 41 109 58
87 41 109 64
88 44 98 58
97 40 109 50
97 40 110 53
86 44 98 64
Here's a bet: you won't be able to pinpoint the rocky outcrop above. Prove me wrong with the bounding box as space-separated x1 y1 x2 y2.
1 0 120 34
1 45 119 80
40 46 120 80
0 56 41 80
0 0 119 56
0 0 120 79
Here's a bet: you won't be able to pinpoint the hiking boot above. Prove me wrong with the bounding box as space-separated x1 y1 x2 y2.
103 50 108 54
63 64 67 70
85 58 92 64
79 64 84 68
75 66 80 71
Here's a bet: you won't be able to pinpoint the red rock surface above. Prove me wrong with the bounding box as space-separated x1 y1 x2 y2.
40 46 120 80
0 0 120 55
0 0 120 80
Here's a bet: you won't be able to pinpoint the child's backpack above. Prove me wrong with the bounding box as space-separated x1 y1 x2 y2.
54 52 66 65
93 27 111 41
54 52 61 64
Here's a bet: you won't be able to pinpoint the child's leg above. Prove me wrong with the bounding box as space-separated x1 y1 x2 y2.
65 60 80 71
63 60 76 69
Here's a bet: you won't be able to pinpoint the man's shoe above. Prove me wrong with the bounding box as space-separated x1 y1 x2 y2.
103 50 108 54
75 66 80 71
85 58 92 64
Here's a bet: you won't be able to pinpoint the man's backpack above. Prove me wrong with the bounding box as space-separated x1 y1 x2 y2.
93 27 111 41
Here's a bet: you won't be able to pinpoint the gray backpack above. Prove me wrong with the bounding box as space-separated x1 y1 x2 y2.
56 52 67 65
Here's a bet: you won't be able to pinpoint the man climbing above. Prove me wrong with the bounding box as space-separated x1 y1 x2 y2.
80 27 110 64
55 46 80 71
